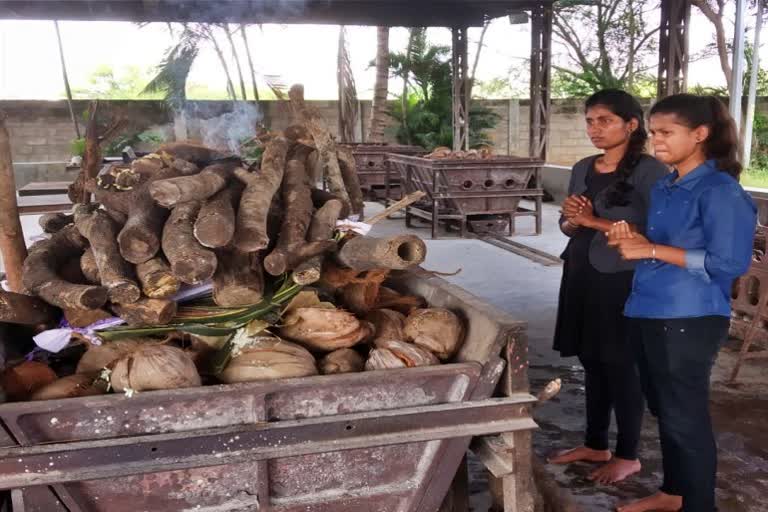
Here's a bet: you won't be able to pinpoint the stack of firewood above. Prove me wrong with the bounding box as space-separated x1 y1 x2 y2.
15 84 423 329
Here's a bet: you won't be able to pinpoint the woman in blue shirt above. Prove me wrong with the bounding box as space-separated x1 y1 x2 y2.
609 94 757 512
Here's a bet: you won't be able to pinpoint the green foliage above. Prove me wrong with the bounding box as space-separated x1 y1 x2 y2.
386 34 498 150
70 138 86 157
143 28 200 109
71 65 161 100
552 0 659 97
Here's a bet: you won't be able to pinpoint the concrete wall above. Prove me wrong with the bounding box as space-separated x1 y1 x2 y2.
5 97 763 188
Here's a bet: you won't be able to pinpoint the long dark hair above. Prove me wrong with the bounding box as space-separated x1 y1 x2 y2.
649 94 741 178
585 89 648 207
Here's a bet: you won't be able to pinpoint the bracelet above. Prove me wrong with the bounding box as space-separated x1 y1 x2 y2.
651 244 657 262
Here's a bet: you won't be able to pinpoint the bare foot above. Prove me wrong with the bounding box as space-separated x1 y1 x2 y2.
589 457 641 484
548 446 612 465
616 492 682 512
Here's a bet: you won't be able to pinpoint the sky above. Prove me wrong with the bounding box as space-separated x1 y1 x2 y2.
0 4 762 101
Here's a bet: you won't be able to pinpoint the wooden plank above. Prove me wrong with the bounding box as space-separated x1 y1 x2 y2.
0 397 536 490
16 195 72 216
17 182 70 197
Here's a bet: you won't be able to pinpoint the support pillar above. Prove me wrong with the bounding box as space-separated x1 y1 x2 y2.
657 0 691 98
452 27 470 152
529 4 552 160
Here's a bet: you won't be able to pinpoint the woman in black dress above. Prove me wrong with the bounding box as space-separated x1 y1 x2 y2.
549 90 668 484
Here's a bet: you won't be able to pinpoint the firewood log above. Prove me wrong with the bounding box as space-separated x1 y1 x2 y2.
80 248 100 284
311 188 350 219
292 199 344 285
234 136 289 252
194 181 243 248
162 202 217 285
264 158 336 276
39 212 74 234
149 161 239 208
336 147 364 218
135 256 180 299
22 226 107 310
213 249 264 307
336 235 426 271
156 142 227 166
288 84 351 211
0 291 57 326
112 298 177 326
74 208 140 304
64 308 113 328
117 163 198 264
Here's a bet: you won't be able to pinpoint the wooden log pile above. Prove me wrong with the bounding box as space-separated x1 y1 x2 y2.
12 84 417 329
0 86 471 403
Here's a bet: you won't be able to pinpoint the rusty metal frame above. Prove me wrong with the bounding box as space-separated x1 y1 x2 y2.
657 0 691 98
389 154 544 239
0 397 535 492
529 3 552 161
452 26 470 152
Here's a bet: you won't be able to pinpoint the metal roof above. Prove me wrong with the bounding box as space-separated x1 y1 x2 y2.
0 1 553 27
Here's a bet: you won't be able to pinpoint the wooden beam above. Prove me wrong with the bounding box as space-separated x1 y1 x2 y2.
0 112 28 292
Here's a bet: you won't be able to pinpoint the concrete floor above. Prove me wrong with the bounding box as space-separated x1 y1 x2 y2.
367 201 768 512
7 203 767 511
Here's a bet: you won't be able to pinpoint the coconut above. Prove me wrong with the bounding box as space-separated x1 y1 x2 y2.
375 286 426 315
76 339 152 374
320 348 365 375
110 345 201 392
366 309 406 343
219 336 318 383
279 307 372 352
30 374 106 401
365 348 407 371
404 308 464 361
0 361 58 401
374 339 440 367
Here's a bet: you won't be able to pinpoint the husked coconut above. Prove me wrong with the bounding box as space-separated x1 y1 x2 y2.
110 345 201 392
219 336 317 383
0 361 58 401
366 309 406 343
320 348 365 375
76 339 149 374
365 348 407 371
374 339 439 367
31 374 106 401
279 307 371 351
404 308 464 361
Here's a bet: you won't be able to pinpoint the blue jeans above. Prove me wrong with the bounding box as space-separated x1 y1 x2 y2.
628 316 729 512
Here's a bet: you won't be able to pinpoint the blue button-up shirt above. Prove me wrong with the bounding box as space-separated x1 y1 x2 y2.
625 159 757 319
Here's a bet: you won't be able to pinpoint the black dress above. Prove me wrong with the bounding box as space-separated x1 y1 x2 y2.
553 164 635 364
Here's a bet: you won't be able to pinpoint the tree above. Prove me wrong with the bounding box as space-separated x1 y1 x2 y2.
552 0 660 96
367 27 390 142
387 37 498 149
72 65 159 100
691 0 732 91
337 26 359 142
142 27 200 108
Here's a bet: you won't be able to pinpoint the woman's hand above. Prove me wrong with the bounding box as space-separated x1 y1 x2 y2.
608 228 654 260
562 195 595 227
607 220 636 242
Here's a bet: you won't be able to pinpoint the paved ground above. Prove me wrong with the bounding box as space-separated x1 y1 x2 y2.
8 202 767 511
368 201 768 512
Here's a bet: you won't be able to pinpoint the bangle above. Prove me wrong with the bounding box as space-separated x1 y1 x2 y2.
651 244 656 262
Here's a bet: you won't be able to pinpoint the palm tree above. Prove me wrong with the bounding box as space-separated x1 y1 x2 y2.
241 24 260 101
337 26 359 142
223 23 248 100
367 26 390 142
143 27 200 110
